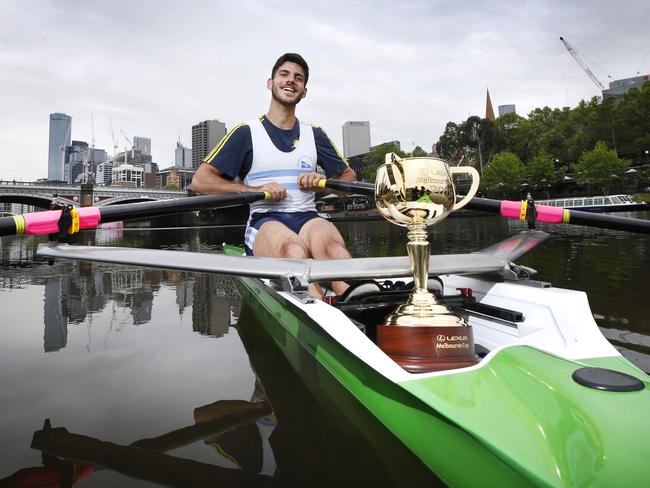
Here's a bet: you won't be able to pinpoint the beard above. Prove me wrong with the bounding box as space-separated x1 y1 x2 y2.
271 84 303 108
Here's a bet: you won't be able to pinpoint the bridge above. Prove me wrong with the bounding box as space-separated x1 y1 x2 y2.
0 180 188 210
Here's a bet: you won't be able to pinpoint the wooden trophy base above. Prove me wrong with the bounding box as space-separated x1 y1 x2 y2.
377 324 479 373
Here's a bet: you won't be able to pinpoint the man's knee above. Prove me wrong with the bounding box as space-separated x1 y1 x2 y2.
278 239 310 259
322 240 350 259
312 232 350 259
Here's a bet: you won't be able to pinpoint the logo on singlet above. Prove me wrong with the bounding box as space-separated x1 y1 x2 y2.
298 156 315 169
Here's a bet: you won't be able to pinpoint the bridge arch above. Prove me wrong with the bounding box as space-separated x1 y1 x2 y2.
0 193 78 209
96 196 159 206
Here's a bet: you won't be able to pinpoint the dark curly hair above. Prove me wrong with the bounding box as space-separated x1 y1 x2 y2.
271 53 309 84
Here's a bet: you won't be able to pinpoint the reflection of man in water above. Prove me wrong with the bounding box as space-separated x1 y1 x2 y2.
196 376 278 476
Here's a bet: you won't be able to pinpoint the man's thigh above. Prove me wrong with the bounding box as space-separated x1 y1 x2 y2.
299 218 348 258
252 220 303 257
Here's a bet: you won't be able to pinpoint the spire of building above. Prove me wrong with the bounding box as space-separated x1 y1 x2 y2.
485 89 495 121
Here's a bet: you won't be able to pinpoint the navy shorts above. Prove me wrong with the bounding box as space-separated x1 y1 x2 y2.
244 211 321 255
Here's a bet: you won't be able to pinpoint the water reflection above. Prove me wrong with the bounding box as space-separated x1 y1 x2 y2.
0 252 243 353
1 282 439 487
1 213 649 485
4 401 276 487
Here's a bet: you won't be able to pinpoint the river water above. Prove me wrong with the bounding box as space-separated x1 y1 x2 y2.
0 213 649 486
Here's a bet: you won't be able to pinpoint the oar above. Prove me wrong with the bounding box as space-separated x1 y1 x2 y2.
465 197 650 234
318 179 650 234
0 191 270 237
4 178 648 237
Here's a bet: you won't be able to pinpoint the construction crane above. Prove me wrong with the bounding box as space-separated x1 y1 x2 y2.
120 129 132 148
108 118 118 156
559 36 606 90
636 49 650 75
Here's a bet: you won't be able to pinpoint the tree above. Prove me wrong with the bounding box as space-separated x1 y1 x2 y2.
436 116 494 170
409 145 428 158
482 151 525 197
492 112 536 163
361 142 405 182
436 122 462 162
437 81 650 177
573 141 629 194
527 152 559 191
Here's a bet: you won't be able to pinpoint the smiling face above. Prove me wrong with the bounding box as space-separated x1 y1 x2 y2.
267 61 307 108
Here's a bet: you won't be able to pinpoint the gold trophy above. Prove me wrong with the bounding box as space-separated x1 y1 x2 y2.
375 153 480 372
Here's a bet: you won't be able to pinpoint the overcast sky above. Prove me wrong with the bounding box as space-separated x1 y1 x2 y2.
1 0 649 180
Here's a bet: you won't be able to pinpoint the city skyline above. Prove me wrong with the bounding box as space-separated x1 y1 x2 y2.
2 0 650 180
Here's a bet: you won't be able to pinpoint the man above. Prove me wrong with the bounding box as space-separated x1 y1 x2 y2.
192 53 356 299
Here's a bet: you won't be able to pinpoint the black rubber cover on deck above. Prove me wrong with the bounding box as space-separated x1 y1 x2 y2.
572 367 645 392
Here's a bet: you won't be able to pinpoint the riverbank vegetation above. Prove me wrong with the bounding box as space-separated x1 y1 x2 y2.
435 82 650 197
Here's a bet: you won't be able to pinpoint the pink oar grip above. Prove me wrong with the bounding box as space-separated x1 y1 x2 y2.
23 207 101 235
535 204 565 224
500 200 523 219
500 200 566 224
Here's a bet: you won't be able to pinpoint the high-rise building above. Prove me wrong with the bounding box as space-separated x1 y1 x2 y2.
141 162 159 188
96 162 113 186
175 142 192 169
158 166 194 189
192 120 227 170
112 163 144 188
133 136 151 156
48 113 72 181
88 148 107 181
64 141 107 184
342 121 371 158
66 140 89 183
498 104 516 117
602 75 650 101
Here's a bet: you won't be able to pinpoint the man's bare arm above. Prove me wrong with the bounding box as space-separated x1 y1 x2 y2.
298 166 357 190
192 163 286 200
336 166 357 181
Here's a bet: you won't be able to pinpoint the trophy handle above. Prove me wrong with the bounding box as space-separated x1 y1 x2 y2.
450 166 480 210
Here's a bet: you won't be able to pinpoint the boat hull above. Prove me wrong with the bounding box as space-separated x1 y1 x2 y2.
234 276 650 487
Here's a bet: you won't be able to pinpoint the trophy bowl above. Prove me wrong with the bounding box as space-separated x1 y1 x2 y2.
374 154 481 372
375 154 478 227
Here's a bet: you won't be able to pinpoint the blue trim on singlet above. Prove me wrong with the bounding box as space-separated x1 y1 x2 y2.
247 169 307 180
244 211 320 256
206 116 348 181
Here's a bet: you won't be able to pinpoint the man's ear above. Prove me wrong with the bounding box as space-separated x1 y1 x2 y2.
301 87 308 99
267 78 272 90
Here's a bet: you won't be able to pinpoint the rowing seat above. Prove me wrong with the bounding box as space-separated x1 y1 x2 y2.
339 279 443 304
339 281 383 303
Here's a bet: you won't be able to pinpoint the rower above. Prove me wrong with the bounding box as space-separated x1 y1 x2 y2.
192 53 356 300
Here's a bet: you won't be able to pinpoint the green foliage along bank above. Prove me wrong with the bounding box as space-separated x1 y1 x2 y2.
436 81 650 196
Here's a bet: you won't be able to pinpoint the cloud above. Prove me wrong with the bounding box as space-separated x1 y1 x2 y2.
1 0 649 179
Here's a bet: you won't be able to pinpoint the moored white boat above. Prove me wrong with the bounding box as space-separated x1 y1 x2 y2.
537 194 648 213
